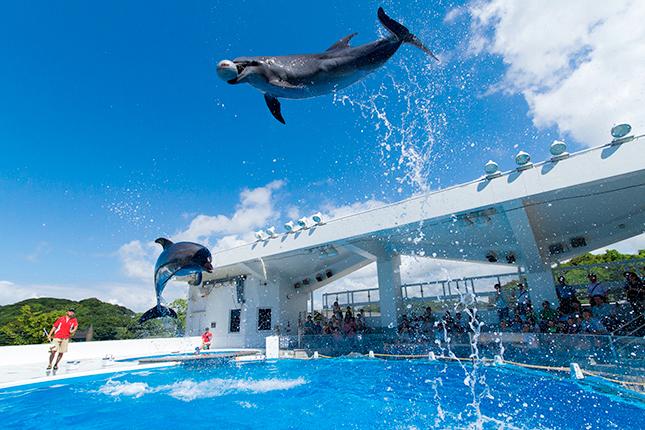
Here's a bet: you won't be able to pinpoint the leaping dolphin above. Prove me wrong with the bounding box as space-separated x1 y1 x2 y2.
216 7 438 124
139 238 214 324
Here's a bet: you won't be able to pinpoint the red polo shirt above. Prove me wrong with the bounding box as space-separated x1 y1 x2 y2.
201 331 212 343
53 316 78 339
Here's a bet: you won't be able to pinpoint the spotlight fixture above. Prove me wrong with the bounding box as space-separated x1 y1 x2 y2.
484 160 501 179
505 253 516 264
315 273 324 282
297 217 309 229
293 282 301 289
255 230 268 241
549 140 569 161
311 212 324 225
610 123 635 145
266 226 278 238
515 151 533 170
611 123 631 139
325 270 333 278
284 221 299 233
302 278 311 286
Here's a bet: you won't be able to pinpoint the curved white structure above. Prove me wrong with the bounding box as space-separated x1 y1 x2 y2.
187 137 645 347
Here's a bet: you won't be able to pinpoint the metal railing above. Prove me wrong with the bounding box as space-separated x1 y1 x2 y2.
321 258 645 312
322 271 521 310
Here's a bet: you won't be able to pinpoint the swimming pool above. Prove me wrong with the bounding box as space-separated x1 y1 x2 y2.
1 358 642 429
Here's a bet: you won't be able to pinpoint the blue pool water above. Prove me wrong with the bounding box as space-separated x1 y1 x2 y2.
1 359 643 429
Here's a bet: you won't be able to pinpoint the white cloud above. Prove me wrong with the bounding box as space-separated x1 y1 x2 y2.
467 0 645 147
593 232 645 255
173 180 284 244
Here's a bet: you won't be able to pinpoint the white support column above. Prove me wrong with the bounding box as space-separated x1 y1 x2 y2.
506 206 558 306
376 252 403 331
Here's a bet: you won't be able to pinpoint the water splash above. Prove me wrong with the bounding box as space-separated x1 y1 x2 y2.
333 58 443 196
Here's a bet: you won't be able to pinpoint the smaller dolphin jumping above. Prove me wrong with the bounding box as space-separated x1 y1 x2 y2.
217 7 438 124
139 238 214 324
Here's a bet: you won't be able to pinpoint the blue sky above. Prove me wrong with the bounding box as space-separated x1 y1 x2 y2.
1 1 643 309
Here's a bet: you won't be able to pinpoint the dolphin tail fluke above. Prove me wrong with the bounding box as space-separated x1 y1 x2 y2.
377 7 439 62
139 305 178 324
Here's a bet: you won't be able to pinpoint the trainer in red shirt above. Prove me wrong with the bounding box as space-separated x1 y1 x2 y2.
201 327 213 350
47 309 78 371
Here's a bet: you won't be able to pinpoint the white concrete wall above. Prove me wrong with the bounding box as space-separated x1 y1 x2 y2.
0 337 203 366
186 275 311 348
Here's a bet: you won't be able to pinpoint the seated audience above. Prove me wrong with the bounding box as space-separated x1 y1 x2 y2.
580 309 607 334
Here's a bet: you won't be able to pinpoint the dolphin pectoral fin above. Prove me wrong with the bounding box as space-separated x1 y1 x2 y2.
264 94 286 124
326 33 358 51
188 271 202 286
139 305 178 323
377 7 439 62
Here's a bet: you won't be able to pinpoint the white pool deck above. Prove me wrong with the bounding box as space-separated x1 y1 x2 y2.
0 337 260 390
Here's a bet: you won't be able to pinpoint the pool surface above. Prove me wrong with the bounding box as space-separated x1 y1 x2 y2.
1 358 643 429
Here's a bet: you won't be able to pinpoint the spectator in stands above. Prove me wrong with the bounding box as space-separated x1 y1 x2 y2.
342 315 356 336
398 314 412 335
511 314 524 332
539 301 558 332
355 310 367 332
591 295 616 330
586 273 608 304
345 306 353 320
545 320 557 333
332 301 343 319
303 315 315 335
313 319 323 335
499 319 511 332
423 306 436 325
453 312 465 334
515 283 530 316
624 271 644 315
493 283 510 323
443 311 454 332
581 309 607 334
564 315 580 334
322 321 333 335
555 275 577 314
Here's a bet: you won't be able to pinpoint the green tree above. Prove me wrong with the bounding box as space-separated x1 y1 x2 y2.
0 305 63 345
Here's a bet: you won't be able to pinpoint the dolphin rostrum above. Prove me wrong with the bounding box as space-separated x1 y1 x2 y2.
139 237 214 324
216 7 438 124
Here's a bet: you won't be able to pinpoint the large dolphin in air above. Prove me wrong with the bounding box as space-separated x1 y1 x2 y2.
139 238 214 323
216 7 438 124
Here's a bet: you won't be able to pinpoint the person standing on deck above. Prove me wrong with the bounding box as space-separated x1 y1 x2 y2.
47 309 78 371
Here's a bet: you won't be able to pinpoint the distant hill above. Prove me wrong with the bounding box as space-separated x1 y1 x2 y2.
0 297 187 346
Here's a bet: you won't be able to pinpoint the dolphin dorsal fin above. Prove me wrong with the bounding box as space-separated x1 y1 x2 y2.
155 237 174 250
326 33 358 51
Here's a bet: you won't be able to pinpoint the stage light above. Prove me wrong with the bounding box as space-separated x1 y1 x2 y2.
297 217 309 229
484 160 499 175
284 221 299 233
549 140 567 156
611 123 631 139
515 151 533 170
255 230 267 241
266 226 278 238
312 212 324 224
